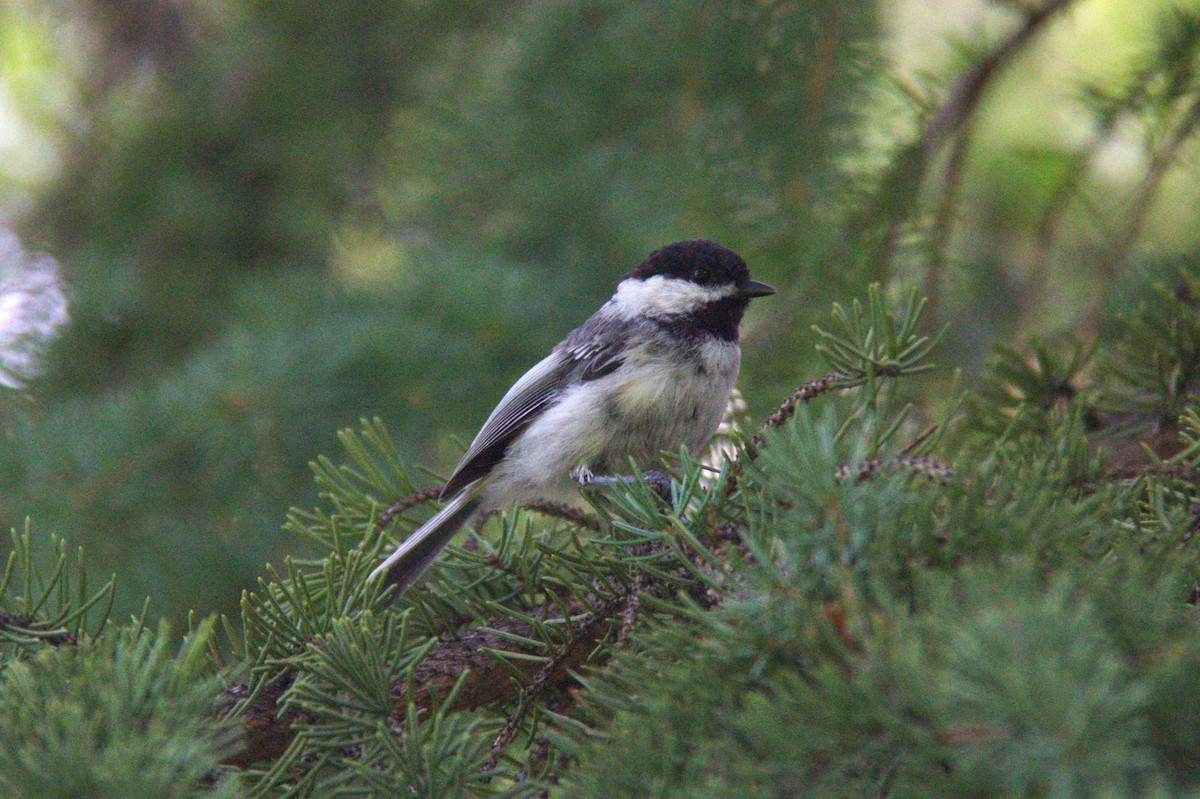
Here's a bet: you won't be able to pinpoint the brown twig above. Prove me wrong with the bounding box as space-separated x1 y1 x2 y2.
484 592 628 771
523 501 604 533
831 424 954 485
0 612 77 646
835 454 955 486
1105 90 1200 283
747 372 843 454
372 486 445 536
615 572 645 649
885 0 1077 319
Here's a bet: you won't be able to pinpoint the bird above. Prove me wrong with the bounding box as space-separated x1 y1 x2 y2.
369 239 774 594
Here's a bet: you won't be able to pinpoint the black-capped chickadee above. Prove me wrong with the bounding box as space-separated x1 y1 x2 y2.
370 240 774 593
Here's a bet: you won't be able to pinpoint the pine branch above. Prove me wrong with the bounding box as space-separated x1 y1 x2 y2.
834 425 955 485
223 589 643 771
373 486 445 537
483 591 628 772
919 0 1076 316
218 677 297 770
519 736 568 798
0 522 115 651
747 372 843 453
834 453 955 486
224 501 722 778
523 501 604 534
0 612 77 647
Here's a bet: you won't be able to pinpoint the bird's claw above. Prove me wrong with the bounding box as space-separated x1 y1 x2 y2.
572 465 673 503
570 464 596 486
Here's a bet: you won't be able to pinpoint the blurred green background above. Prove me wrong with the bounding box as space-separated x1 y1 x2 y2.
0 0 1196 625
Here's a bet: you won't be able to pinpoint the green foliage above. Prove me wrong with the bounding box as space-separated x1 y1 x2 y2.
1101 269 1200 423
384 0 874 271
813 286 941 390
4 0 1200 796
254 614 498 798
0 528 234 798
0 617 238 799
0 520 113 654
968 337 1092 437
8 261 1200 796
352 702 496 799
556 325 1200 799
883 563 1155 796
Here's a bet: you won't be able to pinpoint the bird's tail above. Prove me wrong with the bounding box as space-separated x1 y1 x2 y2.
369 492 481 594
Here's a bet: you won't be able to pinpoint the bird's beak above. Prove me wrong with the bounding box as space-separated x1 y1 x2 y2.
742 279 775 299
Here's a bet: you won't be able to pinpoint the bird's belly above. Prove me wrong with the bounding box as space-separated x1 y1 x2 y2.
490 340 739 504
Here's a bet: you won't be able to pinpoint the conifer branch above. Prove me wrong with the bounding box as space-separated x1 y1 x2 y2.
219 678 297 770
615 572 645 649
747 372 843 453
1109 91 1200 276
224 585 650 770
0 612 77 646
372 486 445 536
523 501 604 533
0 523 115 650
222 615 566 767
900 0 1076 316
519 736 567 798
483 592 627 772
403 612 588 714
834 453 955 486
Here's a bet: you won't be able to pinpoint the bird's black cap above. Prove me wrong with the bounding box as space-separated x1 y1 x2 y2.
627 239 773 298
627 240 748 286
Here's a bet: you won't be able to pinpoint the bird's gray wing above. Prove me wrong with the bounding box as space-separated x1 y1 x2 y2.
439 328 625 497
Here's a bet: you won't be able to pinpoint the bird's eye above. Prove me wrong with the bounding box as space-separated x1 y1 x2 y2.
691 265 709 283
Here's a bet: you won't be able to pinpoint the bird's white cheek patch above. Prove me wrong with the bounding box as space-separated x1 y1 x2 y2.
614 276 738 317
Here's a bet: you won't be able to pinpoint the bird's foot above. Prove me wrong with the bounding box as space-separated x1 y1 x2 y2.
570 464 596 487
571 466 673 502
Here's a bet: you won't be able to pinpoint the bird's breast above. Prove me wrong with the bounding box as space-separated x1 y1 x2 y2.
487 337 741 505
605 337 740 452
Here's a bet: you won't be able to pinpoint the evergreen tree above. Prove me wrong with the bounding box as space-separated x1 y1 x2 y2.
2 1 1200 797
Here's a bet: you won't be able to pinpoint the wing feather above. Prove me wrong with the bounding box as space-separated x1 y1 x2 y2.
439 321 626 497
